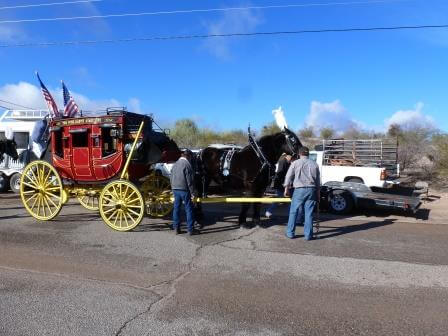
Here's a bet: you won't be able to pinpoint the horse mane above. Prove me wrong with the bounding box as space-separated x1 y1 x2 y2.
257 132 285 148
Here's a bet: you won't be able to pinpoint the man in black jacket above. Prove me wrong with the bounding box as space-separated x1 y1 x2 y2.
170 149 199 235
265 154 292 218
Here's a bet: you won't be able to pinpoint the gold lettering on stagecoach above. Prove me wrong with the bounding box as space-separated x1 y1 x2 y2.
54 116 118 127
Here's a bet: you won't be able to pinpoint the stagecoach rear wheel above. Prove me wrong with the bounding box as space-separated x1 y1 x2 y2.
99 180 144 231
142 174 173 218
77 192 99 211
20 160 63 221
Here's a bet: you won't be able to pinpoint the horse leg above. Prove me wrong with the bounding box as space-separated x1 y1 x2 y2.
239 203 250 228
194 176 209 229
252 202 261 227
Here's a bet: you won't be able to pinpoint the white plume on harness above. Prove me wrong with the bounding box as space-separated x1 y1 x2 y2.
4 126 13 140
272 106 288 130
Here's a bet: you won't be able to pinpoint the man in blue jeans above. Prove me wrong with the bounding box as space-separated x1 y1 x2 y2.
170 149 199 235
284 146 320 240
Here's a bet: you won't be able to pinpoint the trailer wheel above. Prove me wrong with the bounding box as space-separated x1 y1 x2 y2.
9 173 21 193
329 190 354 215
0 175 9 192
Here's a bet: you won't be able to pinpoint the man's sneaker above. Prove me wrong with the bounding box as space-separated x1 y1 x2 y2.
265 211 272 219
175 227 181 235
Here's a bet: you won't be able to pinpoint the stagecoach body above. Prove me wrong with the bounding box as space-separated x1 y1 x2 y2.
20 109 180 231
49 110 179 182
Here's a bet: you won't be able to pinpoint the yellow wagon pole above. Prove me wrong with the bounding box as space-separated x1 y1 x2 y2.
194 197 292 203
120 121 145 180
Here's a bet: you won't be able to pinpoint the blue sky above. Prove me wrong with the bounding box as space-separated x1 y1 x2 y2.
0 0 447 133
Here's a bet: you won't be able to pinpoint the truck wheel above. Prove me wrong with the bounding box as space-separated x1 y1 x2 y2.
9 173 21 193
0 175 9 192
329 190 354 215
346 177 363 184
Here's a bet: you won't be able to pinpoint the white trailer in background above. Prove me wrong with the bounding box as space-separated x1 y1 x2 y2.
0 109 48 192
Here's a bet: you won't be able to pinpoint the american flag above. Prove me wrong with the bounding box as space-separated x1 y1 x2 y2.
62 81 79 118
36 72 60 119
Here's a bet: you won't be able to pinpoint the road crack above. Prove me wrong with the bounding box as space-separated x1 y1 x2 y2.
115 227 260 335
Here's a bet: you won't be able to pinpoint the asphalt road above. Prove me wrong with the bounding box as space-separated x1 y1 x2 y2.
1 193 448 336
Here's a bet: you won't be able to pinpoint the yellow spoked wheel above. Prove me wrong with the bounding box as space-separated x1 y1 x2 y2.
99 180 144 231
142 174 173 218
77 193 99 211
20 160 63 221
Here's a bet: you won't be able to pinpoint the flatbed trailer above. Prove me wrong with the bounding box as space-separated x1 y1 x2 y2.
319 181 421 215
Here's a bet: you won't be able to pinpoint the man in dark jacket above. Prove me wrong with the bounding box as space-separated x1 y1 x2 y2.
265 154 292 219
170 149 199 235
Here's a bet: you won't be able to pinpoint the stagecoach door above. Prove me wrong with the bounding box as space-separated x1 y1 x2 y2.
69 125 94 180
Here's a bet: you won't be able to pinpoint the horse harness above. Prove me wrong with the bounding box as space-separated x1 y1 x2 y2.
220 148 238 178
246 127 277 184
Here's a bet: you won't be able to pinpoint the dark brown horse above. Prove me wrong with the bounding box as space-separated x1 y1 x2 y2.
0 139 19 163
197 128 302 227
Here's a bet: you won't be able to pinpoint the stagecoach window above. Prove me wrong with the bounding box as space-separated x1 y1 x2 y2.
72 132 88 147
53 130 63 158
14 132 29 149
102 128 117 157
0 132 5 141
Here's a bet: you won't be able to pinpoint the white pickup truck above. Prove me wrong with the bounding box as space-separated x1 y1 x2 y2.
309 139 400 188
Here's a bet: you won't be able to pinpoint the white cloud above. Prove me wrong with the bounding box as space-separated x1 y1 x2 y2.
127 98 142 114
385 102 435 129
305 100 359 133
202 8 262 60
0 81 141 114
0 82 45 109
0 25 27 43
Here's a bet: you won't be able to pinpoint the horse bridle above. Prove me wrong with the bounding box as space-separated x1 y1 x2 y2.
283 128 300 156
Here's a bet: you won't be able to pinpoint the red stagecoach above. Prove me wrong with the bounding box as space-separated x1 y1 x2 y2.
20 108 180 231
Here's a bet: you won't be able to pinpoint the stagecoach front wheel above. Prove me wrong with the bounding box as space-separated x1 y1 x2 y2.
99 180 144 231
20 160 63 221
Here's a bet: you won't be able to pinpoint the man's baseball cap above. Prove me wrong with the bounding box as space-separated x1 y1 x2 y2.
299 146 309 156
181 148 193 156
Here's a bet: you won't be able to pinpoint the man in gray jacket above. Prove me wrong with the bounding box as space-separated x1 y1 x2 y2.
170 149 199 235
284 146 320 240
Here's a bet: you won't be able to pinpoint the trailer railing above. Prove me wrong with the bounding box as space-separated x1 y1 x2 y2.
322 139 399 175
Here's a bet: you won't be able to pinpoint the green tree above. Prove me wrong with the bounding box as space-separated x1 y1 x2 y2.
387 123 402 138
433 134 448 176
170 119 200 148
342 125 372 139
394 126 436 171
261 121 281 136
298 126 315 139
320 127 335 140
